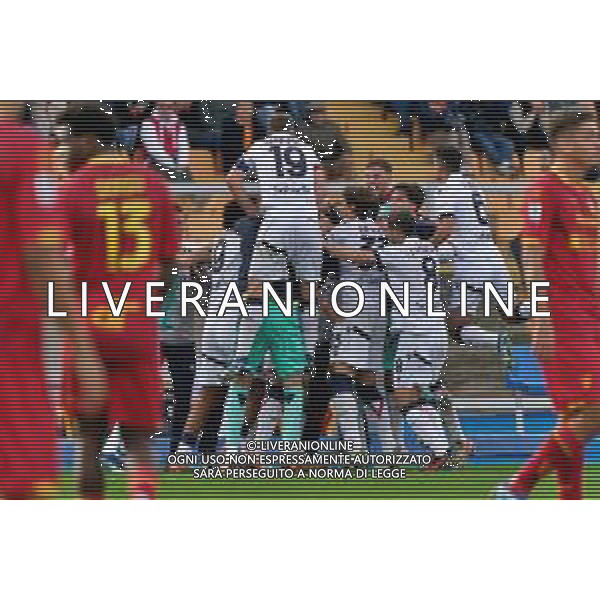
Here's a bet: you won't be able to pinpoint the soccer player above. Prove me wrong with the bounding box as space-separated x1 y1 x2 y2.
218 111 325 451
178 203 254 453
426 146 516 347
424 146 515 460
496 112 600 500
0 103 108 499
379 209 453 463
325 187 392 452
58 104 179 499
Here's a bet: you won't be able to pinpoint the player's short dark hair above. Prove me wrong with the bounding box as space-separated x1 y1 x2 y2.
344 185 374 217
388 210 415 237
60 102 116 146
435 146 462 174
222 201 245 230
270 109 292 133
402 184 426 208
365 159 393 174
550 112 597 143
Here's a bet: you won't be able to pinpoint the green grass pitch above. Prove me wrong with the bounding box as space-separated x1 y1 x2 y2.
55 465 600 499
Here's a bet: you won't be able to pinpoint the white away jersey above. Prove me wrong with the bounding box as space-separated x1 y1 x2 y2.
207 230 243 314
240 131 321 219
424 173 495 250
326 218 387 317
379 238 453 329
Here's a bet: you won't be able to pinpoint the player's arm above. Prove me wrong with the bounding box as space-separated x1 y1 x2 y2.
20 181 110 415
141 119 176 170
521 188 554 357
430 214 455 247
324 237 376 266
226 165 259 217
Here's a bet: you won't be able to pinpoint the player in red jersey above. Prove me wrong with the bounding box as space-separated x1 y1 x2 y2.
58 104 179 499
496 112 600 500
0 102 108 499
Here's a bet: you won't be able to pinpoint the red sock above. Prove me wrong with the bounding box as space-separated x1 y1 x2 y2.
128 467 158 500
511 435 559 497
511 425 584 499
551 425 584 500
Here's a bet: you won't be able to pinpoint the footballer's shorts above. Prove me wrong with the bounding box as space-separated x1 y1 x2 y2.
1 325 59 498
448 246 513 314
84 311 164 431
193 315 240 388
234 301 307 379
249 216 323 283
392 325 449 390
331 315 387 372
102 357 164 431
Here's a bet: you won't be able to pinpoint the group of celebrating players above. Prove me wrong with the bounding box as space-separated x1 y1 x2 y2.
2 101 599 500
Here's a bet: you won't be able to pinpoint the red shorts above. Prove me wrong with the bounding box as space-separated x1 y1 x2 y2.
103 356 164 431
0 339 58 498
66 350 164 433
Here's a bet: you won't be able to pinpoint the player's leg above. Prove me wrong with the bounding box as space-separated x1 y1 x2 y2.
181 351 230 453
502 359 593 500
329 326 368 452
253 382 283 441
162 342 196 455
392 331 451 462
330 368 367 452
268 302 308 442
77 408 110 499
121 424 159 499
218 307 265 452
113 358 164 499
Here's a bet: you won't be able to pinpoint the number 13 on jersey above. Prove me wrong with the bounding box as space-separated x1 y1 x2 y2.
96 179 152 272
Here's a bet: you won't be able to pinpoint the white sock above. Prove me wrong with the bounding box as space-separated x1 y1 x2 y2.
365 401 395 453
332 392 367 453
406 405 450 457
442 403 467 445
390 411 407 453
254 398 283 441
103 424 123 455
460 325 499 348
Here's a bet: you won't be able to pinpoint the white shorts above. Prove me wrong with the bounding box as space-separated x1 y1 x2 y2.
193 315 239 389
249 217 323 282
392 326 448 389
331 315 387 372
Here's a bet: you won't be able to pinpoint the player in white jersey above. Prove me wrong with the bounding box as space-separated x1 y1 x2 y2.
176 206 258 453
379 210 453 463
423 147 516 462
325 187 393 453
425 146 515 351
218 112 326 451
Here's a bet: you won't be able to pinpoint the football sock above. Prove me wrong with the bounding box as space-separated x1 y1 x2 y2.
102 424 123 455
366 400 395 453
460 325 499 349
332 392 367 452
181 431 199 450
511 424 583 499
390 410 407 453
552 424 584 500
280 387 304 441
406 405 450 458
510 436 556 497
254 397 283 441
218 385 248 453
441 403 468 445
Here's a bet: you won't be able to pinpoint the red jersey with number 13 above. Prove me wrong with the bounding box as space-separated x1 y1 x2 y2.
59 155 179 356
